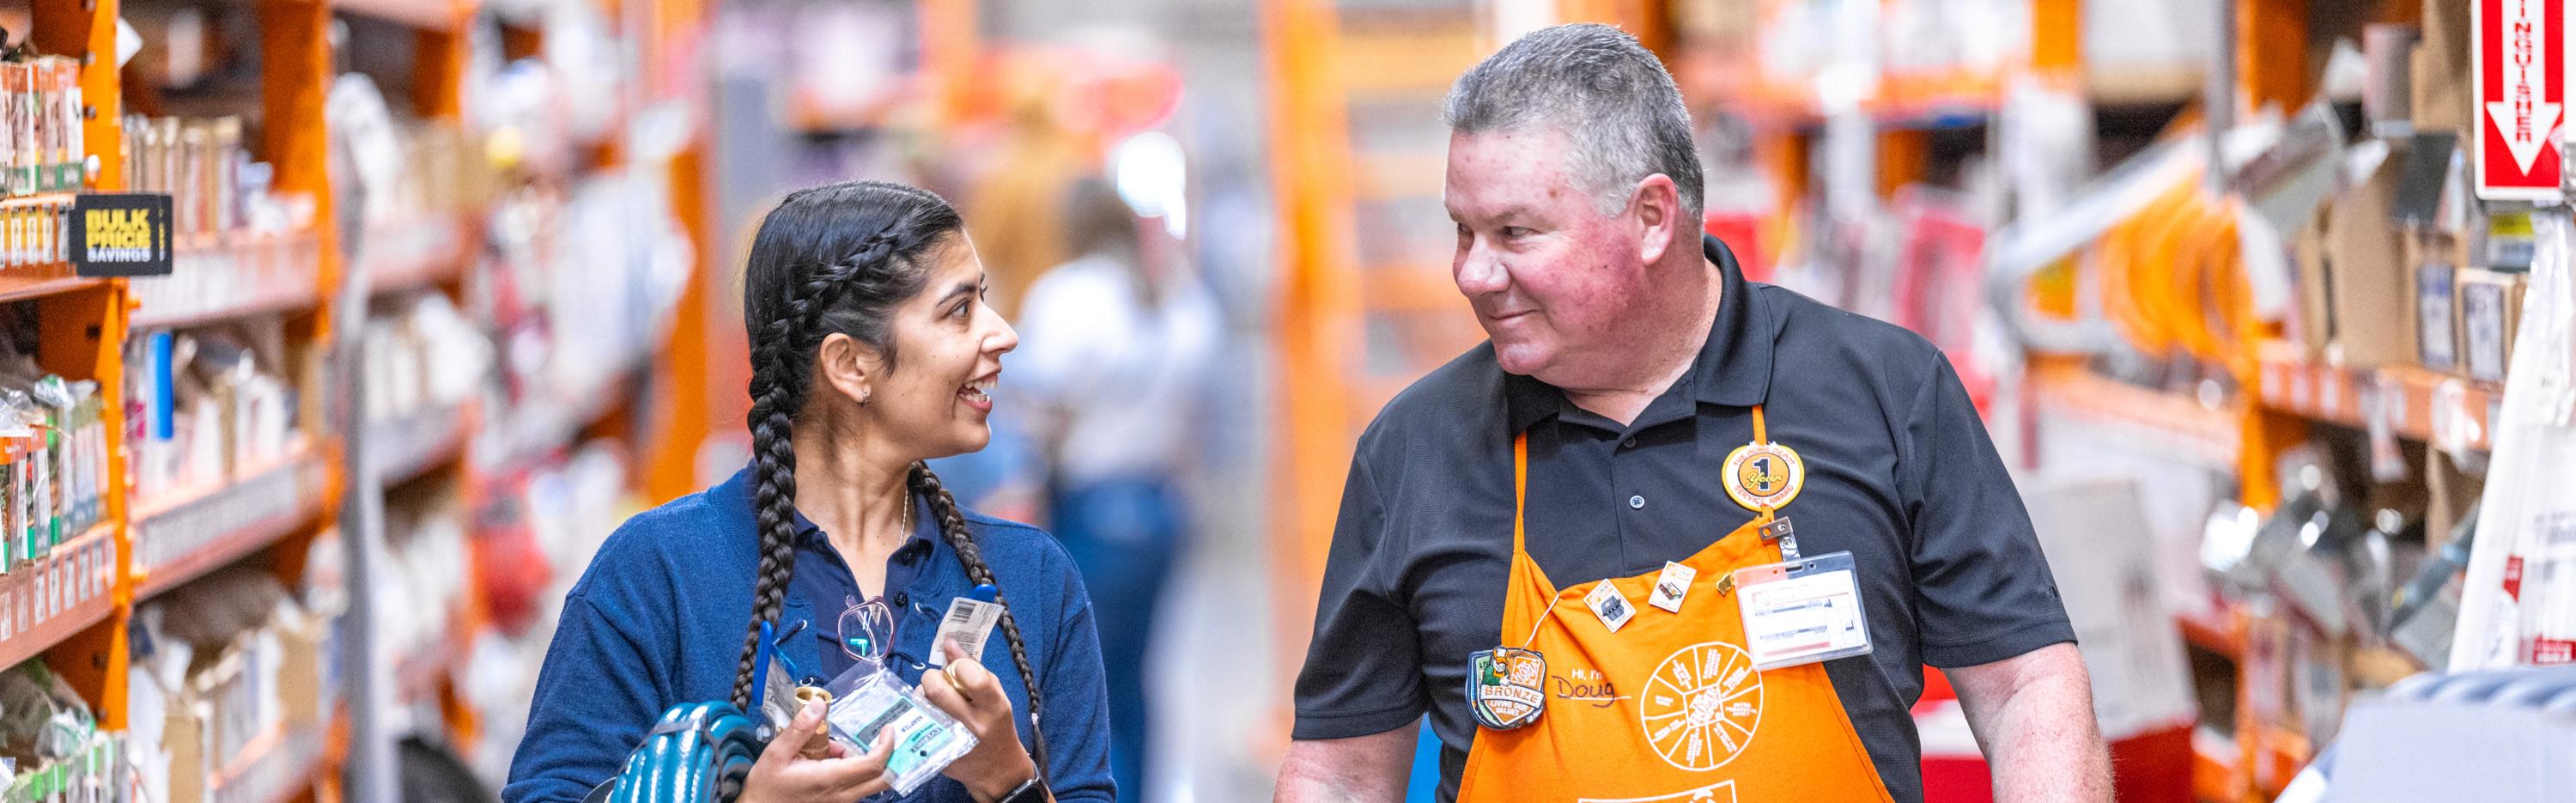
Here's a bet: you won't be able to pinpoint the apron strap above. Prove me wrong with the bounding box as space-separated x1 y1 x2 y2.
1511 433 1529 555
1751 405 1776 523
1513 403 1776 551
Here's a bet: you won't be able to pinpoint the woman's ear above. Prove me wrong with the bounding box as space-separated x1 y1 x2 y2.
815 332 881 406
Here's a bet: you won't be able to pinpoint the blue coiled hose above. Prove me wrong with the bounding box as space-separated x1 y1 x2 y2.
589 702 768 803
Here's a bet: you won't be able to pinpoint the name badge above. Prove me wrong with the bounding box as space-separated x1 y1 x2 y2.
1731 551 1873 671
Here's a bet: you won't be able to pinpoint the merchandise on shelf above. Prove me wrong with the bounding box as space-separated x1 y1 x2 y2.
328 74 495 235
0 53 86 198
380 487 469 670
460 443 629 783
0 195 69 271
473 175 688 467
362 292 491 425
123 318 301 505
122 115 305 242
0 350 109 575
0 660 126 802
127 566 333 803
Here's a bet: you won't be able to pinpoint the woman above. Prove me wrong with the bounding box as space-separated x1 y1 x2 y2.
1013 178 1218 800
505 181 1115 803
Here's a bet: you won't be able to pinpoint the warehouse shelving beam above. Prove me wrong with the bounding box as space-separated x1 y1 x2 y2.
28 0 134 731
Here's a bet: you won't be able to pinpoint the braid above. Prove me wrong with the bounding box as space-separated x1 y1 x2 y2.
911 464 1054 788
729 312 811 711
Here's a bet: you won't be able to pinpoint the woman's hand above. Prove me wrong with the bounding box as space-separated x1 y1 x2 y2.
738 700 896 803
921 641 1042 803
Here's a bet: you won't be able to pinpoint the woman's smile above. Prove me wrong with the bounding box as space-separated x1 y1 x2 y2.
960 371 999 412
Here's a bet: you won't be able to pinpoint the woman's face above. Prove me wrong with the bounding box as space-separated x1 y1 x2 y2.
851 234 1018 460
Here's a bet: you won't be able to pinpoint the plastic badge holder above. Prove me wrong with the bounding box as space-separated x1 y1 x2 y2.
823 668 979 795
1730 551 1874 672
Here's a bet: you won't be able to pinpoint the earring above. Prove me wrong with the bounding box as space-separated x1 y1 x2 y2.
858 391 872 406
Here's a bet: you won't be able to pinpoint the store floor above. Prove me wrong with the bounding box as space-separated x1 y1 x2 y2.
1140 329 1286 803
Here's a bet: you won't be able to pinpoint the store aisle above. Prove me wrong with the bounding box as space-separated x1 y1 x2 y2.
1145 320 1288 803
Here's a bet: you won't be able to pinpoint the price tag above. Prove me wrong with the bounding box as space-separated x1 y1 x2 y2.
2432 379 2478 457
1732 551 1873 671
928 597 1003 668
2365 376 2409 483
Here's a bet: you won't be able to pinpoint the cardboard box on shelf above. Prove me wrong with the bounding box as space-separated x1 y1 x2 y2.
2427 449 2483 557
2408 233 2463 374
2294 210 2333 356
2457 268 2524 384
277 610 327 727
2412 0 2472 134
2324 143 2413 367
162 697 213 803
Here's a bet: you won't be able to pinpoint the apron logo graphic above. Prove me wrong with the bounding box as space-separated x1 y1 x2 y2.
1722 441 1804 512
1467 648 1548 729
1640 642 1763 772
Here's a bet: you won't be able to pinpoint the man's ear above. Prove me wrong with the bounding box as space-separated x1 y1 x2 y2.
816 332 880 405
1631 173 1684 265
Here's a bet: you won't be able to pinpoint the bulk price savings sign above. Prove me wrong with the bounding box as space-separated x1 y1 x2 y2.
2477 0 2568 200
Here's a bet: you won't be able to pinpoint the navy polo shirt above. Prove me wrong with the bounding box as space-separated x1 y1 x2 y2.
1291 235 2075 803
504 466 1116 803
787 503 939 684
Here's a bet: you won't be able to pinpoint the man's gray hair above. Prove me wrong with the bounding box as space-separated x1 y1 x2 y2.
1443 23 1703 219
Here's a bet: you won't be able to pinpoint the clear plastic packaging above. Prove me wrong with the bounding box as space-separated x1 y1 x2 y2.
822 669 977 796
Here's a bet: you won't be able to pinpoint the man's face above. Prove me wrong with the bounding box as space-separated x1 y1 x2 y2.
1445 126 1656 386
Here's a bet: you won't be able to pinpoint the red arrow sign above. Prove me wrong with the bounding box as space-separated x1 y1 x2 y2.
2477 0 2567 199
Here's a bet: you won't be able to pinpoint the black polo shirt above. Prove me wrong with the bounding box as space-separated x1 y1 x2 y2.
1291 235 2075 803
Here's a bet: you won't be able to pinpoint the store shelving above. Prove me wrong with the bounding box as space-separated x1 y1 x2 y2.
2027 361 2244 467
2192 727 2237 803
205 721 329 803
0 0 708 793
486 361 643 476
357 215 478 296
396 611 473 702
132 449 329 599
0 523 118 669
2178 604 2245 660
2254 339 2500 453
333 0 479 30
0 274 106 304
130 232 327 329
371 402 473 484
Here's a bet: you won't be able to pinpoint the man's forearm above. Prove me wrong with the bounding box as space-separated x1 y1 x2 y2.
1951 643 2113 803
1275 726 1417 803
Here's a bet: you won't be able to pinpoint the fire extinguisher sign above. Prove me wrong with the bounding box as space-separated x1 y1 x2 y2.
2476 0 2567 200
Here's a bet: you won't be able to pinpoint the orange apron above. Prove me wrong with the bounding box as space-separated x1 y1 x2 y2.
1456 406 1895 803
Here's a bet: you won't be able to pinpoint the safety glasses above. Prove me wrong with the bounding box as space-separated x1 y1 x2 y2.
835 594 897 668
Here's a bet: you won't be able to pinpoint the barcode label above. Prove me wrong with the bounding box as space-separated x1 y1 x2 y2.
929 598 1004 668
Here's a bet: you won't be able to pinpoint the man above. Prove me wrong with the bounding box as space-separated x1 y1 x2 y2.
1277 24 2110 803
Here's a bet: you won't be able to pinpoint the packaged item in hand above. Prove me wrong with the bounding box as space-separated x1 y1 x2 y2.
822 669 978 796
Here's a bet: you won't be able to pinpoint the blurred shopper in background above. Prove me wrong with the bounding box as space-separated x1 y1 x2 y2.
1015 176 1224 800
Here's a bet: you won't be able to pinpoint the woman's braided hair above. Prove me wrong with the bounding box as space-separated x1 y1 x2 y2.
729 180 1049 782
